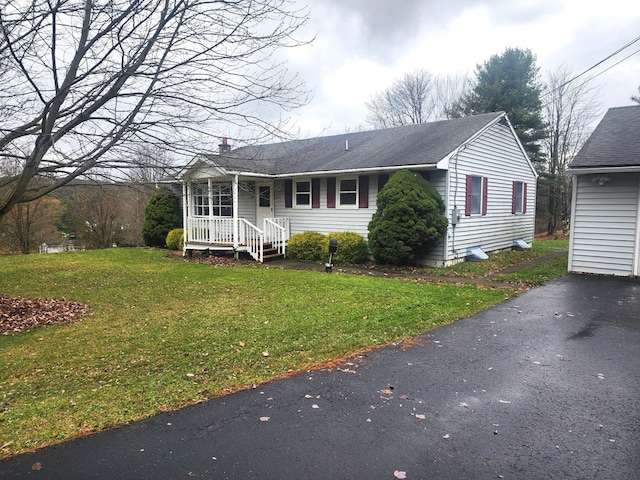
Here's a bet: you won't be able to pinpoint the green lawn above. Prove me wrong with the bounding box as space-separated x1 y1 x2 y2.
427 238 568 279
0 247 560 458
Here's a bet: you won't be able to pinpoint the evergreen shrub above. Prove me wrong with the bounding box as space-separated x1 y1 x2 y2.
142 187 182 248
368 169 448 265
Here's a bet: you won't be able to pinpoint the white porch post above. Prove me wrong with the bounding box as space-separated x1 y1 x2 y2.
233 174 239 249
182 182 188 247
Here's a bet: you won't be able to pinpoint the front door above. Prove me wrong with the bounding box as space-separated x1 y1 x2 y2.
256 182 274 228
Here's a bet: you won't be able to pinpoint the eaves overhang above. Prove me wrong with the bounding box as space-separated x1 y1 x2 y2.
567 165 640 175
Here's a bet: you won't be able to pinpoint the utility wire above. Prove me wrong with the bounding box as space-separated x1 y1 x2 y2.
541 33 640 99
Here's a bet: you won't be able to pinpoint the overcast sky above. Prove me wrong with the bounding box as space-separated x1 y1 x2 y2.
284 0 640 137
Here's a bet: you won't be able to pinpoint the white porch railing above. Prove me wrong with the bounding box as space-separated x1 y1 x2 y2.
239 218 263 262
185 217 289 262
264 218 289 257
187 217 235 244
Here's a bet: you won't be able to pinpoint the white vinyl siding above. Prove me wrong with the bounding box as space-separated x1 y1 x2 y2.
237 184 257 224
569 173 639 276
275 177 379 239
442 120 536 265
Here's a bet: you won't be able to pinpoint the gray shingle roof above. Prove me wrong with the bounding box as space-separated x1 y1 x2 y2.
202 112 505 175
570 105 640 169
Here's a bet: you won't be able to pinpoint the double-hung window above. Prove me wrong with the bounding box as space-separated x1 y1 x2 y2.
512 181 527 214
294 180 311 207
338 178 358 207
465 175 488 216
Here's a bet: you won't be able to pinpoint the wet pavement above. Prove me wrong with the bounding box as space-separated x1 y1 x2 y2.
1 274 639 479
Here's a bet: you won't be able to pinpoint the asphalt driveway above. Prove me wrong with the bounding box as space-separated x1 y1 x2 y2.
1 274 639 479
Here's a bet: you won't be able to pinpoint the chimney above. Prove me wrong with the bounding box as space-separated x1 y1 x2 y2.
218 137 231 155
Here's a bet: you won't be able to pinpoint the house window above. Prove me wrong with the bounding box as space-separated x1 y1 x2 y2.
465 175 488 216
211 183 232 217
512 181 527 214
295 180 311 207
470 176 483 214
193 184 210 216
339 178 358 207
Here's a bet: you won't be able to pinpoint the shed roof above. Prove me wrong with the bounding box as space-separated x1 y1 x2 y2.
570 105 640 169
197 112 506 176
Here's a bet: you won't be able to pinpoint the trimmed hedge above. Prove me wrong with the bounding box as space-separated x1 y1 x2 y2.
166 228 184 250
286 231 326 262
287 230 368 265
322 231 368 265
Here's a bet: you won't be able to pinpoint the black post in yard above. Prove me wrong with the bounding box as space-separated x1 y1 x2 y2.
326 238 338 273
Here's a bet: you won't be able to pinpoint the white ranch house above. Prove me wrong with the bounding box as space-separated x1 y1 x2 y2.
177 112 537 266
568 105 640 277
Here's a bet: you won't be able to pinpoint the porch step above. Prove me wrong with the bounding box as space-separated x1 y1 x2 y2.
263 243 284 262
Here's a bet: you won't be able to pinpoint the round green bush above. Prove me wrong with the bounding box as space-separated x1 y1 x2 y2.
322 231 368 265
166 228 184 250
368 169 448 265
286 231 327 262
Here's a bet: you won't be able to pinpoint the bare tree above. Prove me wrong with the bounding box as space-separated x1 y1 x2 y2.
540 66 602 235
0 197 62 253
366 70 470 129
366 70 435 128
68 184 126 249
632 86 640 104
0 0 310 221
432 73 472 120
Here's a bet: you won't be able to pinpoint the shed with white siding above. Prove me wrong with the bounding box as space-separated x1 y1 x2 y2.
568 105 640 277
177 111 537 265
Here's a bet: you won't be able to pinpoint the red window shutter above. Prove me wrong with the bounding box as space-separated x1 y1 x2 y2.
326 177 336 208
378 174 389 192
523 182 527 214
358 175 369 208
312 178 320 208
511 181 517 214
285 179 292 208
465 175 472 216
482 177 488 216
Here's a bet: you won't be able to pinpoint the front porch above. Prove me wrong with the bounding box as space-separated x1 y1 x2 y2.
184 217 290 263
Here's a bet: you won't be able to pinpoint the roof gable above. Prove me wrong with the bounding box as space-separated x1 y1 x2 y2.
570 105 640 169
197 112 506 176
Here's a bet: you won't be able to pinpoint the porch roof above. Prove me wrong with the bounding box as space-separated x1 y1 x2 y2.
190 112 505 178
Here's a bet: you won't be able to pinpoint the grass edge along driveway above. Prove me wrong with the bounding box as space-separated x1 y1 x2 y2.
0 247 556 458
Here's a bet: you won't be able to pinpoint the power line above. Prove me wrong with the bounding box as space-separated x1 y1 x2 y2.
542 33 640 99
